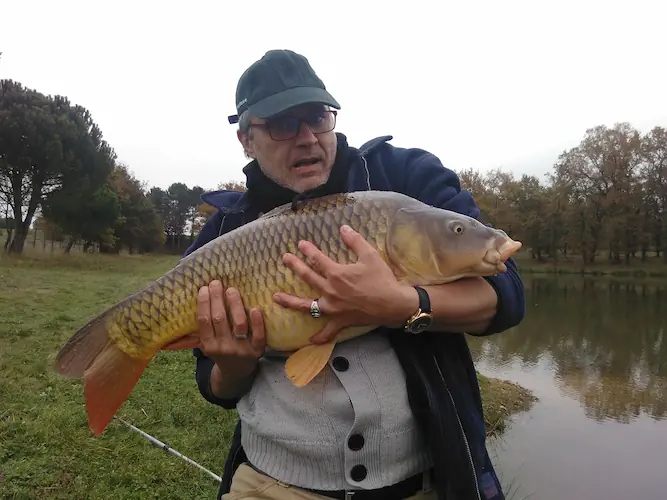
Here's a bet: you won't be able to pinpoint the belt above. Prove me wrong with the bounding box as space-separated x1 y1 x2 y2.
302 471 432 500
246 461 433 500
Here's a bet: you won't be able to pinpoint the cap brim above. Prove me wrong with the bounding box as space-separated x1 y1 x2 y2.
249 86 341 119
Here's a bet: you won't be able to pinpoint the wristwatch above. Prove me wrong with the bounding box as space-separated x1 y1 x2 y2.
403 286 433 334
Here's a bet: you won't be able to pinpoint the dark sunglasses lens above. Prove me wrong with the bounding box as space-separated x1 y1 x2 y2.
267 111 335 140
306 112 331 132
267 117 300 140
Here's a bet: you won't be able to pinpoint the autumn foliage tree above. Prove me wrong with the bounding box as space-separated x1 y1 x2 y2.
103 164 165 254
460 123 667 265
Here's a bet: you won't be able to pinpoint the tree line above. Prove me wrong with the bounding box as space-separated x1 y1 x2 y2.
461 122 667 265
1 78 666 264
0 78 246 255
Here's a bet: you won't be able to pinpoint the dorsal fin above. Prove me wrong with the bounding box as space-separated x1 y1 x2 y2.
259 201 294 219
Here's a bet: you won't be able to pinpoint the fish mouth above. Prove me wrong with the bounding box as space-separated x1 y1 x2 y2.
498 239 522 261
480 239 522 274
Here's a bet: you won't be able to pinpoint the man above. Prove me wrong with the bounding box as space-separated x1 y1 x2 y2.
185 49 525 500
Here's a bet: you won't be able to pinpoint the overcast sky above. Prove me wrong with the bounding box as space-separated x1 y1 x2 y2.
2 0 666 192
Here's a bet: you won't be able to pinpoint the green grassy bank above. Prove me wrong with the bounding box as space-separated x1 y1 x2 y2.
0 252 534 499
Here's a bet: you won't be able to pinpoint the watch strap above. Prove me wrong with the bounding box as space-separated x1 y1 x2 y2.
414 286 431 314
403 286 432 334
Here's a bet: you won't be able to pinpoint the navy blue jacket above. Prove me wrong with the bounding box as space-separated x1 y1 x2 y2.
184 135 525 500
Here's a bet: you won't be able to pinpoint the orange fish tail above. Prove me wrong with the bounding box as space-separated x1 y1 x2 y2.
54 303 157 435
83 341 152 435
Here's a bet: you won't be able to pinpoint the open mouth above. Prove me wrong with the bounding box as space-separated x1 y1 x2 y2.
481 239 522 274
293 157 320 169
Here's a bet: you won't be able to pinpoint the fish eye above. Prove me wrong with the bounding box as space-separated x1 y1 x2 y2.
450 222 465 234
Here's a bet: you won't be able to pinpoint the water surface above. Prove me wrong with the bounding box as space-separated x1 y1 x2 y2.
468 276 667 500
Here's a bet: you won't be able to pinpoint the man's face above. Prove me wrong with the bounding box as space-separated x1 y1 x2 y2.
238 104 338 193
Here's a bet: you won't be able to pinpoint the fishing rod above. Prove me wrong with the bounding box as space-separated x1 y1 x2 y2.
114 416 222 483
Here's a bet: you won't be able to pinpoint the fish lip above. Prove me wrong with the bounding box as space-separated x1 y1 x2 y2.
481 243 516 273
498 240 522 261
478 239 521 275
473 256 506 276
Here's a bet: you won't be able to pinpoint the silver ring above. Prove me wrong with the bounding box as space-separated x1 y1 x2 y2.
310 299 322 318
234 332 249 340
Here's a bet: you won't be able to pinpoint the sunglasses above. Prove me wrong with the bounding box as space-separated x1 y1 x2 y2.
250 109 337 141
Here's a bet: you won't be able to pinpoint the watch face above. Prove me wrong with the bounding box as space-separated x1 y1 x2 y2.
410 316 432 333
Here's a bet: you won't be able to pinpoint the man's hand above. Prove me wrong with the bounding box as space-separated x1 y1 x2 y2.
197 280 266 396
272 225 418 345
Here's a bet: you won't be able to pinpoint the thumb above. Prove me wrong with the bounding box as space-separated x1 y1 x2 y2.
249 308 266 352
309 319 342 345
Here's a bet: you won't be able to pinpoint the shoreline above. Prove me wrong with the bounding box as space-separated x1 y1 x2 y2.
477 373 537 437
519 265 667 278
512 254 667 278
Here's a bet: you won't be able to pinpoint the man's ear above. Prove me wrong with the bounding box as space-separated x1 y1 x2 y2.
237 130 255 159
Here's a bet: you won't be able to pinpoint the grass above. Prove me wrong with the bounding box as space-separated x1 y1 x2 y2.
513 250 667 278
0 251 535 499
477 375 536 436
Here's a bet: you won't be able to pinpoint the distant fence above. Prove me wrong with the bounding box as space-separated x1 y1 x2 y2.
0 229 195 255
1 228 90 254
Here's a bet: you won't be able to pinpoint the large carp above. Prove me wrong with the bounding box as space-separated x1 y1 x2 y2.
55 190 522 435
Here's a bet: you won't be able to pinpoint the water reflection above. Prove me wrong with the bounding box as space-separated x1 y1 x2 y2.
467 276 667 500
469 277 667 423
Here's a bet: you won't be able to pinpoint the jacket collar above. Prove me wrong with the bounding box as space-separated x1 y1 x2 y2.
199 134 394 213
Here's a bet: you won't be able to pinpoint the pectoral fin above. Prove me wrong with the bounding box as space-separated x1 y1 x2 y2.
285 342 336 387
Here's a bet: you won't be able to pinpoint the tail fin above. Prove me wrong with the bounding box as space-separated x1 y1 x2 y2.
55 305 152 435
55 307 116 378
83 341 151 435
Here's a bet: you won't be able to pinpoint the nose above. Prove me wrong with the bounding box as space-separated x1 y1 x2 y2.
294 122 318 145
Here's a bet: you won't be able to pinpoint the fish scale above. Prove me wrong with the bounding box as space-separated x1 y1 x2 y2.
105 193 392 360
54 190 523 436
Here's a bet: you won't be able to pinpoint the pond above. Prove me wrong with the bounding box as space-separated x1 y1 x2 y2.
467 275 667 500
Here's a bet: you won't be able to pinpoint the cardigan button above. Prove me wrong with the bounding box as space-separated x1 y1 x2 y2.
332 356 349 371
350 464 367 482
348 433 364 451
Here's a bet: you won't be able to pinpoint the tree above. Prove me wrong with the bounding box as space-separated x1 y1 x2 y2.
640 127 667 262
105 164 165 254
457 121 666 266
218 180 247 192
0 79 116 254
41 183 121 252
146 183 219 250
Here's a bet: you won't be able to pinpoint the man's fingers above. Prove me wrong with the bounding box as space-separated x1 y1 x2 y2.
226 287 249 337
340 225 375 259
197 286 214 344
297 240 336 276
309 319 342 345
282 253 328 291
208 280 231 338
249 308 266 351
272 292 314 313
